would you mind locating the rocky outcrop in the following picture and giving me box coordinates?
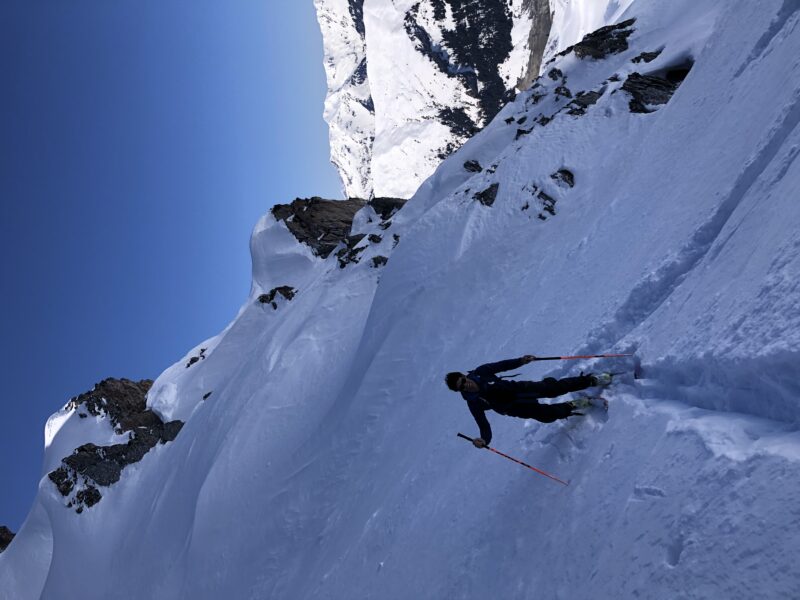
[273,197,366,259]
[258,286,297,310]
[49,379,184,513]
[474,183,500,207]
[622,66,691,113]
[558,18,636,60]
[0,526,14,552]
[272,197,406,259]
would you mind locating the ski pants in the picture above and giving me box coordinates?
[505,375,594,423]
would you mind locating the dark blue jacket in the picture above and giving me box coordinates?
[460,357,539,444]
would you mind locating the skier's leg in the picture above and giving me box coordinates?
[515,401,575,423]
[517,375,594,399]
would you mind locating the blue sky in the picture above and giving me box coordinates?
[0,1,341,530]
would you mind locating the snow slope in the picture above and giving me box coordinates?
[4,0,800,598]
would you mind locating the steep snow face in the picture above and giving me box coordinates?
[315,0,554,198]
[5,0,800,598]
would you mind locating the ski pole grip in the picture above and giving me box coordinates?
[457,432,473,442]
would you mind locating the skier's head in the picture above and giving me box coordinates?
[445,372,479,393]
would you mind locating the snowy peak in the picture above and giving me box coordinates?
[315,0,554,198]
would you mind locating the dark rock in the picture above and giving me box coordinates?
[50,378,185,513]
[336,233,368,268]
[633,49,663,63]
[555,86,572,98]
[474,183,499,207]
[48,467,75,496]
[392,234,400,248]
[0,526,14,552]
[378,220,392,231]
[537,190,557,217]
[548,68,563,80]
[258,286,297,310]
[404,0,518,133]
[535,115,551,126]
[272,197,366,259]
[551,169,575,188]
[185,348,207,369]
[607,73,621,82]
[521,202,530,211]
[515,128,533,140]
[559,18,636,60]
[273,197,406,259]
[76,486,102,508]
[566,90,603,115]
[368,234,382,244]
[504,116,515,124]
[464,160,483,173]
[516,116,527,125]
[202,391,213,400]
[622,72,681,113]
[66,378,154,432]
[367,197,406,221]
[371,256,388,268]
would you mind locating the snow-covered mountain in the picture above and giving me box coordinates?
[315,0,554,199]
[4,0,800,598]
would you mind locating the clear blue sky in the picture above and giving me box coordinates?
[0,1,341,531]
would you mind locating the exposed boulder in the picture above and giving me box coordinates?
[371,256,388,268]
[559,18,636,60]
[464,160,483,173]
[49,378,184,513]
[185,347,206,368]
[622,71,684,113]
[258,286,297,310]
[566,90,603,115]
[633,49,663,63]
[474,183,500,207]
[551,169,575,188]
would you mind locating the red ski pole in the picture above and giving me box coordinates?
[532,353,633,361]
[457,433,569,486]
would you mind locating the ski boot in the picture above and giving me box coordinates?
[591,372,613,387]
[568,397,593,415]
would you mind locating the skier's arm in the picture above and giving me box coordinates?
[473,356,531,376]
[468,400,492,445]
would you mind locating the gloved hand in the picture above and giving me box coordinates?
[472,437,488,448]
[521,355,538,364]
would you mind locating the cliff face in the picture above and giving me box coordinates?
[315,0,554,199]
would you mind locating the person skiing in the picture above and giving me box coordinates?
[445,355,612,447]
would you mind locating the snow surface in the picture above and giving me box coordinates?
[4,0,800,598]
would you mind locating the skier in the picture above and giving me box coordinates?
[445,355,612,447]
